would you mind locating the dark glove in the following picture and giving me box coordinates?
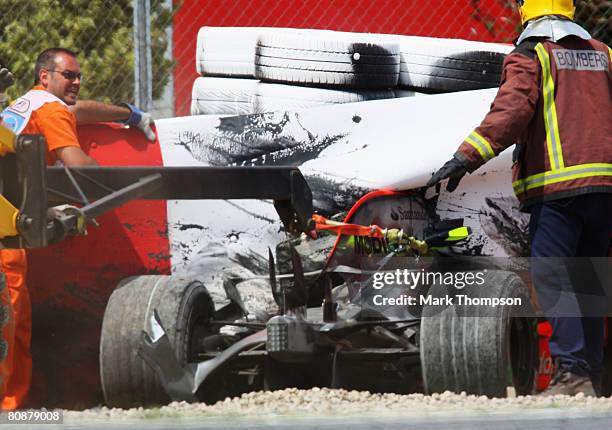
[426,156,468,192]
[0,67,15,103]
[118,102,156,141]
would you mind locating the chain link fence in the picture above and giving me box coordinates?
[0,0,175,117]
[0,0,609,119]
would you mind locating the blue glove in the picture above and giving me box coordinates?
[119,102,156,141]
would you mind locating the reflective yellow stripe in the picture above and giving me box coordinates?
[513,163,612,195]
[535,43,564,171]
[465,131,495,161]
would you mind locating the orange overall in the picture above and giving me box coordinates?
[0,250,29,410]
[1,86,80,410]
[0,267,16,401]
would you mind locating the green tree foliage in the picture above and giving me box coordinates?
[0,0,174,103]
[575,0,611,45]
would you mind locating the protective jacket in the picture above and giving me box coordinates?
[455,35,612,209]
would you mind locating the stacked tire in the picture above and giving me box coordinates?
[191,77,258,116]
[190,27,511,116]
[366,33,511,93]
[254,34,400,89]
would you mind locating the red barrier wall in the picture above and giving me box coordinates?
[27,124,170,409]
[173,0,520,116]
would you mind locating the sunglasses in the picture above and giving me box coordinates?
[46,69,82,81]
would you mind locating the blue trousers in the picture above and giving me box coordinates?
[529,193,612,386]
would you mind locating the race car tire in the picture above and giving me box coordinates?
[100,275,215,408]
[420,270,538,398]
[191,77,259,115]
[255,34,400,89]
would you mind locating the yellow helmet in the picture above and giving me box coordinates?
[517,0,576,25]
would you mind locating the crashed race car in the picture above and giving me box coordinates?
[99,184,539,407]
[94,83,611,407]
[94,90,553,407]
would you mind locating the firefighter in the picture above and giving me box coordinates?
[427,0,611,396]
[0,47,155,409]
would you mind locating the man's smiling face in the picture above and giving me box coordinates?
[40,53,81,105]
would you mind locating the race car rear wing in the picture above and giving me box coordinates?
[0,133,314,248]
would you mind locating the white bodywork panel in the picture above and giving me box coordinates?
[155,88,529,274]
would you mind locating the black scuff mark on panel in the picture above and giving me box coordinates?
[224,201,277,224]
[440,201,482,216]
[229,250,269,276]
[479,196,529,257]
[123,223,135,231]
[460,237,487,256]
[170,111,383,216]
[231,133,345,167]
[173,130,201,156]
[305,174,370,216]
[174,111,347,167]
[352,115,362,123]
[176,223,207,231]
[217,111,292,138]
[292,111,316,142]
[177,241,196,262]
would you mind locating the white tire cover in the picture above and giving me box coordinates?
[196,27,512,91]
[196,27,334,77]
[254,33,400,89]
[253,83,411,113]
[361,33,512,91]
[190,77,258,115]
[191,77,416,115]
